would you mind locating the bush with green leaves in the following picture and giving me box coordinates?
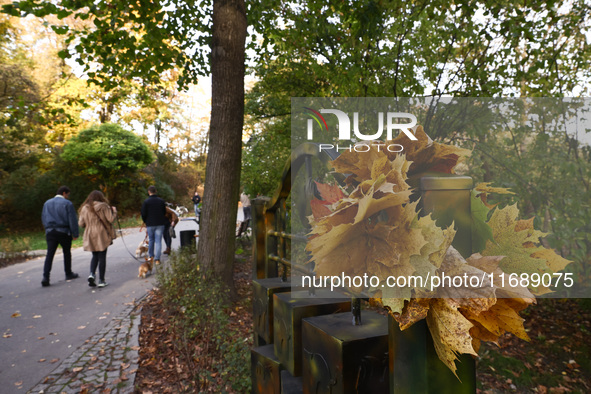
[157,246,250,392]
[61,123,154,197]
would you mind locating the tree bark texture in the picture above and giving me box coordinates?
[197,0,246,295]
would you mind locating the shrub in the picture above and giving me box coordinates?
[157,246,250,392]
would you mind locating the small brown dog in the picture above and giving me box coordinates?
[138,257,153,278]
[135,236,149,259]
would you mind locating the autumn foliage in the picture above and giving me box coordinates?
[305,126,571,376]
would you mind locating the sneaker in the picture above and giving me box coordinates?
[41,278,50,287]
[154,260,161,265]
[97,281,108,288]
[66,272,80,280]
[88,275,96,287]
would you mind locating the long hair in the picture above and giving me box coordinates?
[80,190,109,214]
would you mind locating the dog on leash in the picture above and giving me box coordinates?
[135,235,149,259]
[138,257,153,278]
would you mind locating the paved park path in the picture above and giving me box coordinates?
[0,218,200,393]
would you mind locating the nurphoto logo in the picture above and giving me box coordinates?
[304,107,418,141]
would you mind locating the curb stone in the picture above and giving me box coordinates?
[27,295,146,394]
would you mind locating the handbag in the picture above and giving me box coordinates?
[169,226,176,239]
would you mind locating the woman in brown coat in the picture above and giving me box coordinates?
[78,190,117,288]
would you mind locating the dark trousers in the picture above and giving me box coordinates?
[243,206,251,221]
[43,230,73,279]
[163,223,171,249]
[90,249,108,282]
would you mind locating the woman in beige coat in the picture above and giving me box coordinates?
[78,190,117,288]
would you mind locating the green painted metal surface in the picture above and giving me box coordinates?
[273,291,351,377]
[253,278,297,347]
[302,311,389,393]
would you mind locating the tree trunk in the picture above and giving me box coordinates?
[197,0,246,298]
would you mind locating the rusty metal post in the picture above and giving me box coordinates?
[389,175,476,394]
[252,197,274,279]
[251,344,281,394]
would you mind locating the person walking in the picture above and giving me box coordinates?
[162,205,179,255]
[41,186,80,287]
[78,190,117,288]
[141,186,168,265]
[191,191,201,219]
[240,192,251,221]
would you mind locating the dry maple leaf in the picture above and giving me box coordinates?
[387,246,536,375]
[474,182,515,209]
[426,298,478,378]
[386,125,471,176]
[309,193,420,293]
[330,141,391,186]
[308,177,412,260]
[474,182,515,195]
[306,126,566,378]
[380,214,457,314]
[482,204,571,295]
[331,141,413,189]
[463,253,536,351]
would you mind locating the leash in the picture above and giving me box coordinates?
[115,216,143,262]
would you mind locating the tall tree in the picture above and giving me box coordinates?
[3,0,248,294]
[198,0,246,292]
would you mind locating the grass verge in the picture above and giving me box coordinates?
[0,214,143,263]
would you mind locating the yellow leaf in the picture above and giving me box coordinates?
[474,182,515,195]
[482,205,551,292]
[530,248,571,273]
[408,215,456,292]
[465,299,531,342]
[393,297,430,330]
[381,297,407,317]
[463,253,535,344]
[387,125,471,176]
[426,298,477,378]
[308,175,416,289]
[331,142,390,185]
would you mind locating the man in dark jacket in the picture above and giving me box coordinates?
[141,186,168,265]
[41,185,80,287]
[191,191,201,218]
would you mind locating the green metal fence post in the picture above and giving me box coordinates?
[389,175,476,394]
